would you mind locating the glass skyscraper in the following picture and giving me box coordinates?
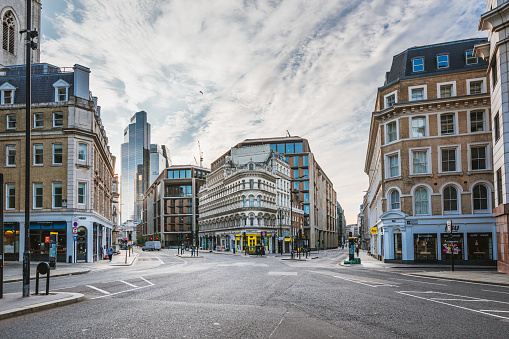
[121,111,151,223]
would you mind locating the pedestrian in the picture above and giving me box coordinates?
[191,246,195,257]
[107,245,114,262]
[196,246,199,256]
[355,246,360,257]
[233,246,236,254]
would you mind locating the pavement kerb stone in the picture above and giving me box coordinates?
[3,269,91,284]
[406,272,509,287]
[0,292,85,321]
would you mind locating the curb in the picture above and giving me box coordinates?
[3,269,91,284]
[0,292,85,320]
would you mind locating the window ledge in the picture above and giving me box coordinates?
[467,170,491,175]
[437,171,463,177]
[384,176,402,182]
[409,173,433,178]
[76,163,90,169]
[51,164,63,166]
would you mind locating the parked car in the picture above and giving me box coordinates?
[142,241,161,251]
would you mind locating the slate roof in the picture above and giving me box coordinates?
[0,63,74,105]
[383,38,489,88]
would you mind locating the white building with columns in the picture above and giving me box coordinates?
[198,145,292,253]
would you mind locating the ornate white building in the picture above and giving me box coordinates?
[198,145,292,253]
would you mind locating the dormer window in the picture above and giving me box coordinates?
[53,79,70,102]
[466,51,478,65]
[0,82,16,105]
[437,55,449,69]
[412,58,424,72]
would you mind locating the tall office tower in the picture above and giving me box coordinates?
[1,0,41,68]
[121,111,151,223]
[150,144,171,184]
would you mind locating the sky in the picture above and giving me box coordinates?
[39,0,486,224]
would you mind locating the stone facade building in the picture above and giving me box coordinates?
[365,38,497,265]
[475,0,509,273]
[1,63,116,262]
[199,145,292,253]
[213,137,337,250]
[1,0,41,68]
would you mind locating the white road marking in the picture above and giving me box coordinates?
[140,277,155,286]
[154,257,165,264]
[397,291,509,320]
[479,310,509,313]
[332,275,398,287]
[119,280,138,288]
[391,278,447,286]
[483,289,509,295]
[86,285,111,295]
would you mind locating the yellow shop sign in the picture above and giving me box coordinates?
[370,227,378,234]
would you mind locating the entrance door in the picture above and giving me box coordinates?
[77,227,87,261]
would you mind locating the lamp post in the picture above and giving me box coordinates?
[21,1,38,298]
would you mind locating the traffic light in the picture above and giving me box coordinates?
[156,237,159,240]
[150,237,153,240]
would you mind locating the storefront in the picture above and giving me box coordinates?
[3,222,19,261]
[29,221,67,262]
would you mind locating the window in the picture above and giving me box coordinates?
[437,55,449,68]
[414,187,429,215]
[387,153,399,178]
[440,114,455,135]
[302,156,308,166]
[441,148,456,172]
[248,163,254,170]
[440,84,453,98]
[497,168,503,206]
[53,143,63,164]
[53,80,70,102]
[52,182,63,208]
[473,184,488,211]
[286,143,295,153]
[302,168,309,178]
[412,150,428,174]
[494,113,500,141]
[471,146,487,170]
[243,196,246,207]
[491,54,498,88]
[2,11,15,54]
[470,111,484,132]
[78,143,87,161]
[33,144,43,165]
[386,94,395,108]
[249,179,254,189]
[294,142,303,153]
[53,112,63,127]
[6,145,15,166]
[6,183,15,209]
[411,88,424,101]
[390,190,400,210]
[257,196,261,207]
[34,113,43,128]
[78,182,87,205]
[6,114,16,129]
[443,186,458,212]
[33,183,43,209]
[413,58,424,72]
[0,87,15,104]
[469,81,483,94]
[466,51,478,65]
[411,117,426,137]
[386,121,397,143]
[292,156,299,167]
[303,180,309,190]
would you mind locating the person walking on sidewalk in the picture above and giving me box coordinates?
[107,246,114,262]
[355,245,360,257]
[191,246,195,257]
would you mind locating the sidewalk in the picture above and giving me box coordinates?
[342,250,509,286]
[0,249,137,320]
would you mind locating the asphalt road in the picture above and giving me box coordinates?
[1,248,509,338]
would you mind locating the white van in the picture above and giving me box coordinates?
[142,241,162,251]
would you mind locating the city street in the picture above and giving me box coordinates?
[1,248,509,338]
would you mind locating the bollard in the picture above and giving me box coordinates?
[35,262,50,295]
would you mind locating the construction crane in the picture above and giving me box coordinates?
[198,141,203,167]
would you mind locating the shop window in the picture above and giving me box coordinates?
[394,233,402,260]
[414,234,437,262]
[441,233,463,261]
[467,233,492,260]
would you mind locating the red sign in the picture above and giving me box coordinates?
[45,236,50,243]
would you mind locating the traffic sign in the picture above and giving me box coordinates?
[446,220,452,233]
[72,227,78,234]
[73,236,77,241]
[73,222,78,227]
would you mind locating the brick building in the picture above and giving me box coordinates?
[364,38,496,265]
[0,63,116,262]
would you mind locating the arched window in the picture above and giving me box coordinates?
[443,186,458,212]
[414,187,429,215]
[3,11,15,54]
[249,163,254,170]
[390,190,400,210]
[257,196,261,207]
[250,215,254,226]
[242,196,246,207]
[473,184,488,211]
[249,196,254,207]
[249,179,254,189]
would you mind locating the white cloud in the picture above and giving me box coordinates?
[41,0,485,223]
